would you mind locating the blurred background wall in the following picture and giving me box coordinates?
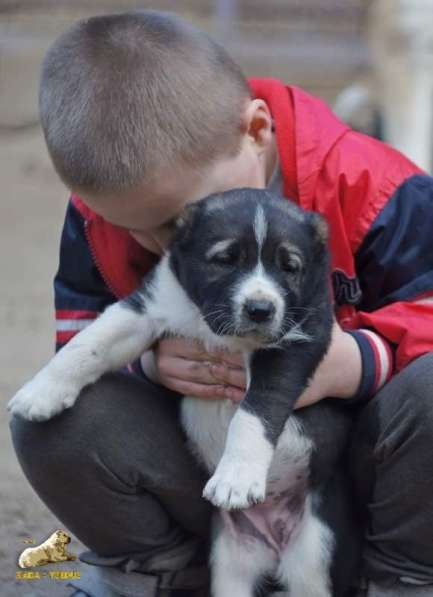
[0,0,370,126]
[2,0,433,169]
[367,0,433,172]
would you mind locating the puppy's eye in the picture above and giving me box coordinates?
[210,248,239,266]
[278,248,303,274]
[206,241,239,266]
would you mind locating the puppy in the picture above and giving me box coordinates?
[18,530,75,568]
[9,188,342,596]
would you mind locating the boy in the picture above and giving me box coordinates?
[9,9,433,597]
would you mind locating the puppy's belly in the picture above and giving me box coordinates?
[222,482,307,557]
[181,398,313,554]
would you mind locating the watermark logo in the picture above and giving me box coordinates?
[16,570,81,580]
[16,529,78,575]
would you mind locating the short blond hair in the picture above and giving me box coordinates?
[39,10,251,194]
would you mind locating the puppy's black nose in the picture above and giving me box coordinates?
[244,299,276,323]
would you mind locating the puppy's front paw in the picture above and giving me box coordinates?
[203,461,267,510]
[7,370,79,421]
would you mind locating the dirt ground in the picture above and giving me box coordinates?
[0,128,90,596]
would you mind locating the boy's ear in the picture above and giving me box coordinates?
[306,211,329,247]
[242,98,273,151]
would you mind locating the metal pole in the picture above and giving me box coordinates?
[213,0,239,42]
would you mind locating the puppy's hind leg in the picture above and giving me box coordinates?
[277,495,334,597]
[210,519,275,597]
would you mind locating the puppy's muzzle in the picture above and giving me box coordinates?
[243,299,276,323]
[237,295,281,341]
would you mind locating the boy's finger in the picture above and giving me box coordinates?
[219,352,244,368]
[209,363,246,389]
[215,385,245,403]
[158,355,219,385]
[158,337,217,362]
[158,337,243,366]
[162,377,228,401]
[293,386,319,410]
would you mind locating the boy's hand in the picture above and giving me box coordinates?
[294,319,362,408]
[143,337,246,402]
[143,320,362,406]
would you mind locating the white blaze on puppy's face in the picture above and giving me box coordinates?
[254,203,267,254]
[233,205,285,337]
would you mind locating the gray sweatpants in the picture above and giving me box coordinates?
[9,353,433,595]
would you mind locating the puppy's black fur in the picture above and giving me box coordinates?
[168,188,333,445]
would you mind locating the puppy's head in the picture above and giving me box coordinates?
[170,188,329,345]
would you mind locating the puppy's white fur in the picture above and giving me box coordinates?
[233,261,285,335]
[254,204,268,252]
[202,408,273,508]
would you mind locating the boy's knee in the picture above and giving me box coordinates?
[401,351,433,393]
[8,373,138,488]
[9,371,204,496]
[353,353,433,453]
[355,352,433,460]
[386,352,433,430]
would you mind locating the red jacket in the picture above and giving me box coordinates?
[56,78,432,401]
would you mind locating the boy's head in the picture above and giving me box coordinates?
[40,10,275,254]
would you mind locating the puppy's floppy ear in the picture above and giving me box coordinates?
[306,211,329,247]
[173,203,201,249]
[175,202,199,230]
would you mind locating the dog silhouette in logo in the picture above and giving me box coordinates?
[18,530,76,568]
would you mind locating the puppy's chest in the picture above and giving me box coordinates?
[180,397,235,471]
[180,398,312,493]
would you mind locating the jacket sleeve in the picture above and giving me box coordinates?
[54,199,116,351]
[347,174,433,399]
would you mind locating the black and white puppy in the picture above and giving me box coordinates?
[9,188,341,596]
